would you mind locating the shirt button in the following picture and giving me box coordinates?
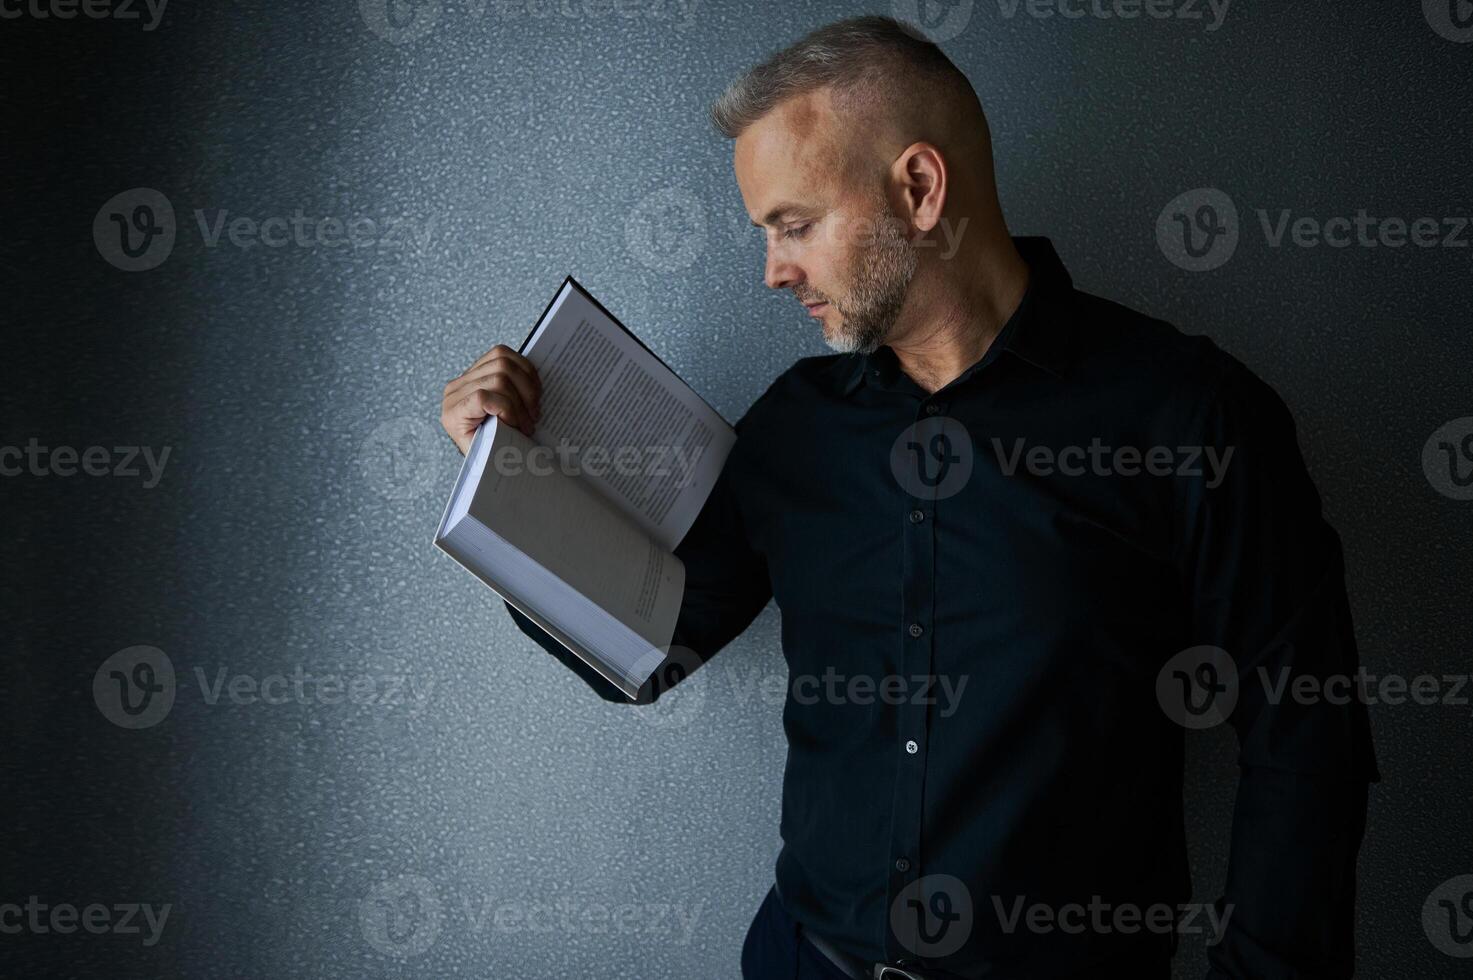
[924,403,940,415]
[905,740,919,755]
[908,623,924,638]
[908,509,924,524]
[895,858,911,872]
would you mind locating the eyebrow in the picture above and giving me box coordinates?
[751,203,816,228]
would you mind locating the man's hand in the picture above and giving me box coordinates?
[439,343,542,455]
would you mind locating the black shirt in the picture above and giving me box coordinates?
[506,236,1379,978]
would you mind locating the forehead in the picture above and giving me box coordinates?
[733,89,847,219]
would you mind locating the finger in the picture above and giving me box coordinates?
[444,360,541,422]
[446,382,533,440]
[463,344,540,389]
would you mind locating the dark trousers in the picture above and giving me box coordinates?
[740,885,1174,980]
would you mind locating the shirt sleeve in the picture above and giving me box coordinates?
[1171,355,1380,979]
[504,415,773,704]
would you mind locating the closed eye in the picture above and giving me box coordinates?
[783,222,814,241]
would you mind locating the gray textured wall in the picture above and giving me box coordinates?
[5,2,1471,977]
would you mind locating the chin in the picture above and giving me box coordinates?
[822,322,861,355]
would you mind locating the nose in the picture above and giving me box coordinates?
[764,244,801,291]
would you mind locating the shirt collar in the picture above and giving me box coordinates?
[841,235,1074,396]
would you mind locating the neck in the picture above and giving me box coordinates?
[886,232,1030,394]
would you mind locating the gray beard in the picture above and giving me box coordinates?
[823,208,918,355]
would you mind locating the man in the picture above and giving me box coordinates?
[439,16,1378,980]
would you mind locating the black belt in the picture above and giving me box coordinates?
[798,919,956,980]
[791,906,957,980]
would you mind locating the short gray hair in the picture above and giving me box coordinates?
[709,16,976,141]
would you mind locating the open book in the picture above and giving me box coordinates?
[434,278,735,700]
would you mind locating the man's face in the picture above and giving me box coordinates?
[733,92,917,354]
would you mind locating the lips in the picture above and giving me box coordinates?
[804,301,829,317]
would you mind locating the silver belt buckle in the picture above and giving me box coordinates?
[874,966,925,980]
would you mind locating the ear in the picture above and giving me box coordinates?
[891,142,947,236]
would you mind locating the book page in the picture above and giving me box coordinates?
[520,282,735,551]
[467,419,684,650]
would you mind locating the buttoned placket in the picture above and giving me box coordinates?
[883,387,944,967]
